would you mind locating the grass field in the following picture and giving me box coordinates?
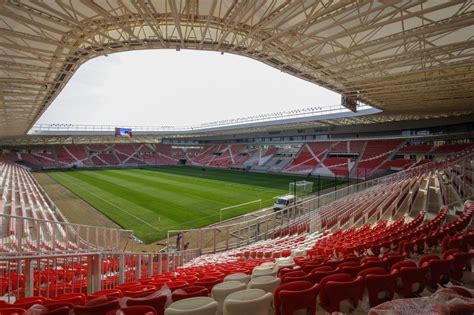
[47,166,344,243]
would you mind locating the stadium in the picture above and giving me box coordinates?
[0,1,473,314]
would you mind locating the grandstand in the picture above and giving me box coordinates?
[0,1,474,314]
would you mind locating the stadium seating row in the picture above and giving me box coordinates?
[1,140,471,178]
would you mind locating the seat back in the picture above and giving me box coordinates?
[74,299,120,315]
[106,305,157,315]
[126,294,167,315]
[364,270,398,307]
[165,297,218,315]
[398,266,428,297]
[211,281,246,314]
[0,307,27,315]
[277,283,319,315]
[223,289,272,315]
[323,275,364,313]
[172,286,208,302]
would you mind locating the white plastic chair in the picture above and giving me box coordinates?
[251,266,276,278]
[224,273,251,285]
[223,288,273,315]
[247,275,281,294]
[212,280,246,315]
[165,296,218,315]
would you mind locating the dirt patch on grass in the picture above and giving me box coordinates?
[33,172,162,252]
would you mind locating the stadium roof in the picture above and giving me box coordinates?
[1,0,473,138]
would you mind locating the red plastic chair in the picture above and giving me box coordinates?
[126,294,167,315]
[309,268,340,284]
[74,298,120,315]
[362,269,398,307]
[337,263,366,278]
[425,258,452,289]
[449,251,473,281]
[419,254,440,267]
[362,259,388,270]
[39,306,72,315]
[280,271,306,284]
[382,254,406,270]
[165,281,188,292]
[13,297,46,309]
[106,305,157,315]
[357,267,386,278]
[91,289,124,299]
[175,275,197,285]
[172,286,209,301]
[116,282,141,292]
[0,308,27,315]
[41,302,74,310]
[274,281,318,315]
[54,293,86,305]
[396,265,429,297]
[319,273,364,313]
[194,277,220,292]
[390,260,417,272]
[124,285,157,298]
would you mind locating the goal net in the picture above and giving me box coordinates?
[289,180,313,197]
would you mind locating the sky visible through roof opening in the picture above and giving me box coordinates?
[36,49,341,127]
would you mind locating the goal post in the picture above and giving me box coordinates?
[289,180,314,198]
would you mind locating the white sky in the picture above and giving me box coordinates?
[36,49,341,127]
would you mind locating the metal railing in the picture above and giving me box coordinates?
[0,248,201,301]
[0,214,132,255]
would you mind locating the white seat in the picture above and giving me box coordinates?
[223,288,273,315]
[247,276,281,294]
[212,280,246,315]
[224,273,251,284]
[165,296,218,315]
[251,266,276,278]
[275,257,293,267]
[259,262,275,268]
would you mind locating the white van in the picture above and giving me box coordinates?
[273,194,296,211]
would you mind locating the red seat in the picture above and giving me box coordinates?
[319,273,364,313]
[361,269,398,307]
[390,260,417,272]
[194,277,220,292]
[74,298,120,315]
[363,259,388,270]
[382,254,406,270]
[281,271,306,284]
[308,268,340,284]
[174,275,197,285]
[357,267,386,278]
[13,297,46,309]
[274,281,319,315]
[0,308,27,315]
[172,286,209,301]
[54,293,86,305]
[124,285,157,298]
[91,289,123,298]
[337,264,366,278]
[165,281,188,292]
[425,259,452,289]
[39,307,71,315]
[126,293,167,315]
[396,265,428,297]
[116,282,141,292]
[448,251,473,281]
[106,305,157,315]
[419,254,440,267]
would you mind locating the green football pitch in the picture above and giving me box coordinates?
[47,166,344,243]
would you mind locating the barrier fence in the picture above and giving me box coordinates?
[0,248,201,302]
[0,214,131,254]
